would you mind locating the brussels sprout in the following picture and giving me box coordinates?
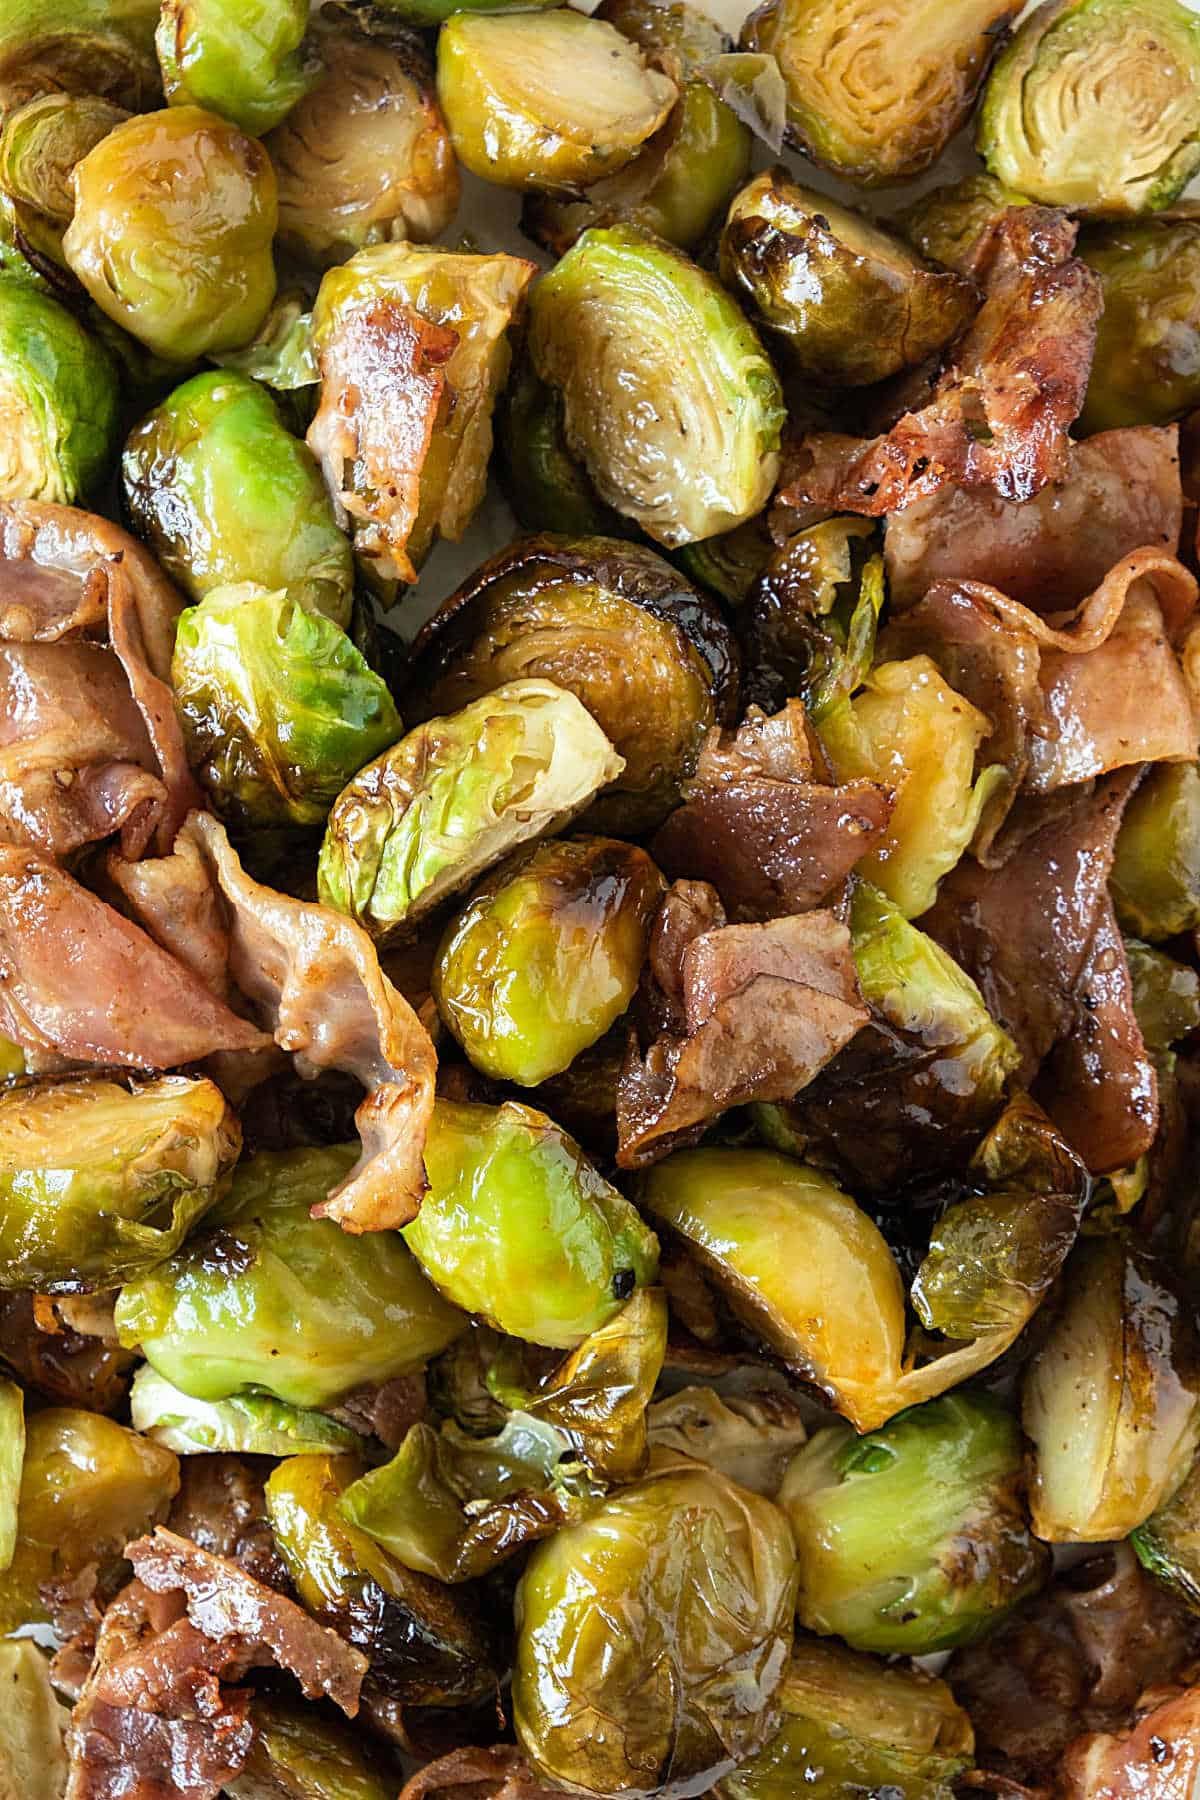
[1131,1452,1200,1607]
[1110,761,1200,941]
[114,1145,467,1410]
[495,357,625,539]
[1023,1235,1200,1542]
[265,1452,495,1704]
[232,1697,394,1800]
[266,7,458,266]
[433,837,664,1086]
[213,292,317,394]
[780,1394,1048,1656]
[720,1640,975,1800]
[437,11,677,193]
[0,1407,178,1633]
[595,0,730,65]
[129,1365,360,1457]
[172,585,402,829]
[317,680,624,940]
[899,171,1033,275]
[403,1100,659,1349]
[819,656,1007,919]
[0,0,160,115]
[513,1461,797,1798]
[156,0,315,136]
[528,226,784,546]
[0,94,127,236]
[406,536,738,834]
[744,0,1018,185]
[0,1075,239,1295]
[673,515,776,609]
[1126,939,1200,1053]
[1076,220,1200,434]
[720,170,976,386]
[0,277,118,503]
[0,1642,69,1797]
[63,105,277,360]
[746,523,884,724]
[645,1387,808,1499]
[0,1377,20,1572]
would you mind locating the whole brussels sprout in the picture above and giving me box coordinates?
[0,277,119,503]
[317,679,624,941]
[0,93,127,238]
[114,1145,467,1409]
[0,0,160,115]
[156,0,316,136]
[433,837,665,1086]
[437,10,677,192]
[1131,1451,1200,1608]
[129,1365,360,1457]
[63,105,277,360]
[977,0,1200,214]
[528,226,785,546]
[1077,219,1200,432]
[780,1394,1048,1655]
[0,1377,20,1572]
[513,1461,798,1798]
[172,585,402,829]
[0,1074,239,1294]
[495,358,626,539]
[403,1100,660,1348]
[1110,761,1200,941]
[719,170,976,386]
[899,171,1033,275]
[234,1697,394,1800]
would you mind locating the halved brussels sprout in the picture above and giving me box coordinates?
[719,170,976,386]
[529,226,784,546]
[0,1075,239,1294]
[721,1640,975,1800]
[0,1377,21,1572]
[0,276,118,503]
[0,93,126,235]
[645,1387,808,1499]
[0,0,160,114]
[1110,761,1200,941]
[781,1393,1047,1656]
[1023,1235,1200,1541]
[819,656,1006,919]
[265,1452,496,1704]
[129,1365,360,1457]
[0,1407,178,1633]
[514,1460,797,1798]
[495,358,625,539]
[437,11,677,192]
[403,1100,659,1349]
[898,171,1033,275]
[1126,939,1200,1053]
[172,585,402,829]
[1077,221,1200,432]
[978,0,1200,214]
[232,1697,394,1800]
[63,105,277,360]
[123,371,353,625]
[114,1145,467,1410]
[1131,1451,1200,1607]
[744,0,1018,184]
[0,1641,69,1796]
[156,0,315,136]
[406,536,738,835]
[433,837,665,1086]
[265,7,458,266]
[317,680,624,941]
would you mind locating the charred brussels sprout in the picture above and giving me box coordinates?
[780,1394,1048,1655]
[0,0,160,114]
[123,371,353,621]
[513,1461,797,1798]
[403,1100,659,1348]
[1110,761,1200,941]
[407,536,737,834]
[317,680,624,940]
[433,838,665,1086]
[0,94,127,237]
[899,172,1032,275]
[528,226,784,546]
[436,11,677,192]
[235,1698,393,1800]
[0,1377,20,1571]
[63,106,277,360]
[720,170,976,386]
[0,277,118,503]
[129,1365,360,1457]
[114,1145,467,1409]
[1132,1453,1200,1607]
[1078,220,1200,432]
[978,0,1200,214]
[156,0,315,136]
[745,0,1018,185]
[0,1075,239,1294]
[741,514,880,717]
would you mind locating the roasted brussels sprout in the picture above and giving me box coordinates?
[129,1365,360,1457]
[156,0,315,136]
[0,277,118,503]
[745,0,1018,185]
[1077,219,1200,432]
[433,837,665,1086]
[123,370,353,622]
[1110,761,1200,941]
[0,1376,20,1572]
[406,536,737,834]
[0,0,160,114]
[781,1393,1047,1655]
[1023,1235,1200,1541]
[513,1460,797,1798]
[899,171,1033,275]
[1131,1451,1200,1607]
[403,1100,659,1348]
[0,93,126,236]
[265,7,458,266]
[721,1640,975,1800]
[114,1145,467,1409]
[645,1387,808,1499]
[528,227,784,546]
[0,1407,178,1633]
[234,1698,394,1800]
[213,291,317,393]
[437,10,677,192]
[63,105,277,360]
[317,680,624,940]
[741,514,880,718]
[494,358,625,539]
[719,170,976,386]
[594,0,730,64]
[0,1641,68,1794]
[978,0,1200,214]
[172,585,402,829]
[674,515,776,609]
[1126,939,1200,1053]
[0,1075,239,1294]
